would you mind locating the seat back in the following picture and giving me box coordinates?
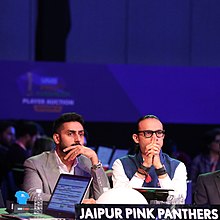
[0,189,5,208]
[185,180,192,204]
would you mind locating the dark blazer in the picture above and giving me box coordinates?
[194,170,220,204]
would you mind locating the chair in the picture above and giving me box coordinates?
[185,180,192,204]
[0,189,5,208]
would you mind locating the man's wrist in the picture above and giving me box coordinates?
[91,155,99,165]
[140,164,151,172]
[154,163,163,169]
[155,165,167,176]
[137,164,151,176]
[137,167,147,176]
[91,161,102,170]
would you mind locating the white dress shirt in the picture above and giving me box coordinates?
[112,158,188,201]
[55,150,78,175]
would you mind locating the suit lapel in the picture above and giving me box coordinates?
[43,151,60,194]
[75,155,91,176]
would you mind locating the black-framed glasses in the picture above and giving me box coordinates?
[137,130,165,138]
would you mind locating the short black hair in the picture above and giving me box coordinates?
[136,114,160,132]
[200,128,220,154]
[16,121,39,138]
[203,128,220,144]
[131,114,161,155]
[52,112,84,134]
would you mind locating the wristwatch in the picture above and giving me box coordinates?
[155,165,167,176]
[91,161,102,170]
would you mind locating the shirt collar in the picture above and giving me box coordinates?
[54,150,78,174]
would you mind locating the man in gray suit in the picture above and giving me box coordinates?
[22,112,110,203]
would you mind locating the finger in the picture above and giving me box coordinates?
[64,152,73,161]
[63,145,76,153]
[64,149,78,161]
[146,142,153,152]
[151,135,157,143]
[153,145,160,151]
[146,150,154,157]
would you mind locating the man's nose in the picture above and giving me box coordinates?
[74,133,81,142]
[152,134,158,141]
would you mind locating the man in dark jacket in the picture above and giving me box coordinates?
[194,170,220,204]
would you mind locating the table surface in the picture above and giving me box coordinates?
[0,208,56,219]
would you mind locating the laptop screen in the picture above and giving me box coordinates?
[46,174,92,218]
[96,145,114,166]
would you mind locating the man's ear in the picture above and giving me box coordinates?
[53,133,60,144]
[132,134,139,144]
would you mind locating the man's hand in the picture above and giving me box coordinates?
[142,137,162,168]
[152,154,162,169]
[63,145,99,165]
[82,198,96,204]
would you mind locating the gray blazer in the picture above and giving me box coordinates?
[22,150,110,201]
[194,170,220,205]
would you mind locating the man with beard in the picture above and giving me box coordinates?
[22,112,110,203]
[194,137,220,205]
[112,114,187,204]
[190,128,220,194]
[194,170,220,204]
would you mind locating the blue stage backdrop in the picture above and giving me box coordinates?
[0,61,219,124]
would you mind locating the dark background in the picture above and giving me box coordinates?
[37,120,218,159]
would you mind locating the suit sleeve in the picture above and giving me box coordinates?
[90,166,110,199]
[22,158,51,201]
[194,175,208,205]
[78,155,110,199]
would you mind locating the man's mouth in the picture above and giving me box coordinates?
[71,143,81,146]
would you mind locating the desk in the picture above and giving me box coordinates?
[0,208,7,215]
[2,205,220,220]
[0,208,53,220]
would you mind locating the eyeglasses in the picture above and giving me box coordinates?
[137,130,165,138]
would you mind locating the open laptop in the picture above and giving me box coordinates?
[96,145,114,167]
[45,174,92,219]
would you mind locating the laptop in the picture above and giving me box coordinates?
[96,145,114,167]
[45,174,92,218]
